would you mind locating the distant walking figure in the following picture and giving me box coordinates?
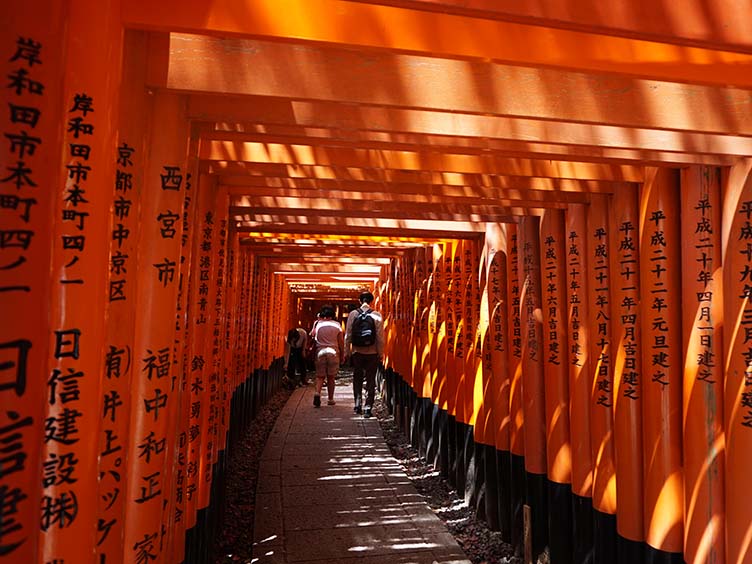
[310,305,344,407]
[345,292,384,418]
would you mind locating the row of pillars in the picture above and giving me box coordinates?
[373,164,752,564]
[2,5,291,563]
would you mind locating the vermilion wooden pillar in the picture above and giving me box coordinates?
[451,240,464,434]
[474,242,491,452]
[587,194,617,561]
[462,240,479,429]
[506,223,525,554]
[97,30,149,564]
[462,240,480,504]
[444,241,461,486]
[519,215,548,558]
[200,185,229,522]
[539,209,573,563]
[565,203,595,563]
[453,242,468,488]
[430,246,446,416]
[722,158,752,564]
[165,125,200,564]
[1,5,65,562]
[424,245,439,406]
[123,92,188,564]
[40,2,123,562]
[184,174,219,539]
[486,222,512,540]
[610,183,645,562]
[412,247,427,404]
[680,166,724,564]
[427,245,444,471]
[639,167,683,562]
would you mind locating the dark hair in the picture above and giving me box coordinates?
[287,328,298,344]
[359,291,374,304]
[319,305,335,318]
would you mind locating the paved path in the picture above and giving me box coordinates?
[252,380,472,564]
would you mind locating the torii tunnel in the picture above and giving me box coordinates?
[3,1,752,563]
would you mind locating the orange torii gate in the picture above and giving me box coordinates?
[3,1,752,564]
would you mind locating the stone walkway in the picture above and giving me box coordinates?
[252,380,471,564]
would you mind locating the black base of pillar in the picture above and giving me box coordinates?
[571,493,594,564]
[460,422,474,504]
[593,509,617,564]
[510,453,526,556]
[454,419,467,495]
[438,408,449,477]
[548,480,573,564]
[525,471,548,560]
[482,443,499,530]
[497,449,512,543]
[617,534,644,564]
[644,544,682,564]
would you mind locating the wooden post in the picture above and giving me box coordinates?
[539,209,572,562]
[507,223,526,554]
[486,223,512,539]
[97,29,149,564]
[587,194,617,561]
[184,174,218,536]
[721,158,752,564]
[41,2,123,562]
[639,168,684,560]
[680,165,724,564]
[519,215,547,557]
[610,183,645,560]
[565,203,595,562]
[122,91,188,563]
[0,5,65,562]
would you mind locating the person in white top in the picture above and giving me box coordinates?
[310,305,344,408]
[344,291,385,417]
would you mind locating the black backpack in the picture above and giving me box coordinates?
[351,310,376,347]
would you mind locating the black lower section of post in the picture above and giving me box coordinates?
[526,471,548,560]
[617,534,644,564]
[438,408,449,477]
[454,419,467,495]
[510,453,526,556]
[459,422,473,503]
[427,402,440,467]
[496,449,512,543]
[446,414,457,487]
[548,480,573,564]
[644,544,683,564]
[482,443,499,530]
[572,493,594,564]
[593,508,617,564]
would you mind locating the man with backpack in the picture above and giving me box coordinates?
[345,291,384,418]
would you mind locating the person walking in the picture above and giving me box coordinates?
[345,291,384,417]
[284,326,308,386]
[310,305,344,408]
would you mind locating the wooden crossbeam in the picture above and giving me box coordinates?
[201,140,644,181]
[161,35,752,136]
[358,0,752,52]
[125,2,752,87]
[204,124,744,165]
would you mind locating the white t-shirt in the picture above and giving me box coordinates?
[313,319,342,355]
